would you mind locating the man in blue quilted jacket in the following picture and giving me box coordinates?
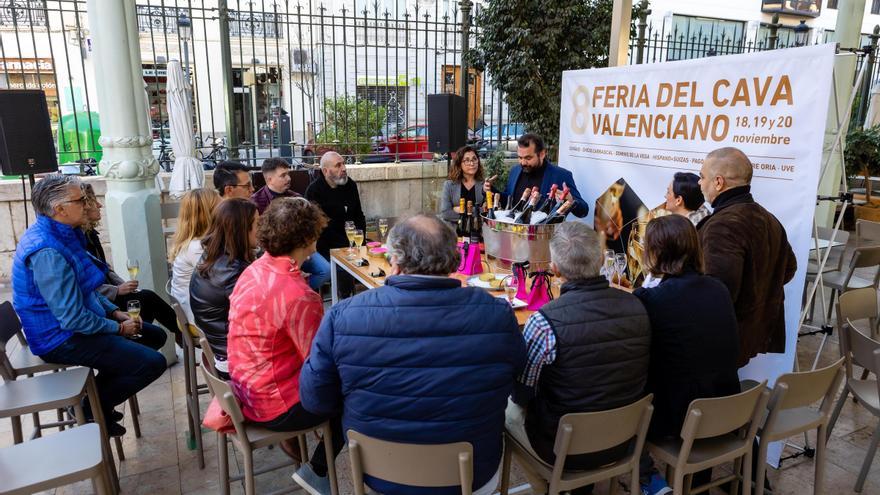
[299,214,527,495]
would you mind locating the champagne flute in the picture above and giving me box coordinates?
[344,221,356,259]
[502,275,517,307]
[126,259,140,293]
[603,252,615,283]
[126,300,142,338]
[353,229,364,255]
[614,253,628,286]
[378,218,389,243]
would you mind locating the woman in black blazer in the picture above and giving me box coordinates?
[634,214,741,494]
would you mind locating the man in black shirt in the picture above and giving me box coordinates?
[306,151,367,297]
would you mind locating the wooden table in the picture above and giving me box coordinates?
[329,247,545,326]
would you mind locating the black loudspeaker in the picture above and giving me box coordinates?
[427,93,467,154]
[0,90,58,176]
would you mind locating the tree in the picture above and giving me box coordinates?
[845,125,880,203]
[469,0,645,152]
[316,96,386,158]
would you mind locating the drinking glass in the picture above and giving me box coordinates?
[614,253,628,285]
[603,252,615,282]
[378,218,389,242]
[502,275,517,307]
[345,222,357,259]
[126,259,140,293]
[126,300,141,321]
[353,229,365,253]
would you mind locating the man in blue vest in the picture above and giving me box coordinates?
[484,133,589,218]
[11,175,166,437]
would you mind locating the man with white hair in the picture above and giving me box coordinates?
[507,221,650,494]
[697,147,796,368]
[306,151,366,296]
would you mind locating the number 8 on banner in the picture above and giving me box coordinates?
[570,86,590,134]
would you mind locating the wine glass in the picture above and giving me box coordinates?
[126,300,141,322]
[353,229,364,255]
[603,251,615,282]
[126,259,140,293]
[378,218,389,243]
[502,275,517,307]
[344,222,356,259]
[614,253,628,286]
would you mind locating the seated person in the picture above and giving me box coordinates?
[81,183,179,347]
[508,221,650,485]
[168,188,221,325]
[664,172,709,226]
[300,214,527,495]
[633,215,740,495]
[11,175,166,437]
[189,198,258,378]
[439,145,486,223]
[214,160,254,199]
[228,197,343,495]
[251,157,330,291]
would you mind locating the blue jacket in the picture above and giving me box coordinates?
[503,160,589,218]
[12,215,115,355]
[300,274,527,494]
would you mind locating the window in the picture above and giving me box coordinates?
[668,15,747,61]
[757,24,811,47]
[761,0,822,17]
[873,0,880,15]
[828,0,838,9]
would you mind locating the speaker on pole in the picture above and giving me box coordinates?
[0,90,58,176]
[427,93,467,154]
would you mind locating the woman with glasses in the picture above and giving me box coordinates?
[439,145,487,223]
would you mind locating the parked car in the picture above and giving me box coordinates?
[383,124,433,161]
[476,123,526,158]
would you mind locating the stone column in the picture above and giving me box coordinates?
[87,0,176,364]
[608,0,633,67]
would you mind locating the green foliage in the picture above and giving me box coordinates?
[845,125,880,201]
[316,96,386,157]
[483,148,512,193]
[469,0,646,151]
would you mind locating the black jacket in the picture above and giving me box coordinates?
[526,277,650,469]
[634,271,741,439]
[305,176,367,258]
[189,254,249,361]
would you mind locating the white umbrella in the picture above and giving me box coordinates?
[864,80,880,130]
[166,59,204,198]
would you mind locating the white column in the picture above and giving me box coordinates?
[87,0,176,364]
[609,0,633,67]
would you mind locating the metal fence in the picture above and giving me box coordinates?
[0,0,519,172]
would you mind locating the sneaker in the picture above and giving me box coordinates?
[106,421,127,438]
[292,463,332,495]
[66,406,123,423]
[641,474,672,495]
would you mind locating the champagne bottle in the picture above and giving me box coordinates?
[505,194,513,211]
[456,197,466,240]
[468,202,481,243]
[541,199,574,224]
[540,184,559,214]
[514,189,541,224]
[464,200,474,239]
[507,187,533,217]
[486,191,496,220]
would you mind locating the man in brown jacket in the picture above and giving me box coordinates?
[697,147,797,368]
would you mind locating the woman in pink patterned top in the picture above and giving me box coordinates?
[227,197,343,493]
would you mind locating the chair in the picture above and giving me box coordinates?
[808,227,850,275]
[754,357,845,495]
[499,394,654,495]
[857,219,880,248]
[0,423,111,495]
[648,381,769,495]
[197,332,219,379]
[837,287,880,340]
[807,246,880,322]
[0,301,140,457]
[348,429,476,495]
[160,201,181,240]
[199,360,339,495]
[827,320,880,492]
[171,298,208,469]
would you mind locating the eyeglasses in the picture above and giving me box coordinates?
[462,158,479,163]
[232,182,253,188]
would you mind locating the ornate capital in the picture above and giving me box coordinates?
[101,157,160,180]
[98,135,152,149]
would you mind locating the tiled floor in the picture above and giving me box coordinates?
[2,290,880,494]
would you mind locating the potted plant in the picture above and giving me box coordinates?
[483,148,512,201]
[846,125,880,221]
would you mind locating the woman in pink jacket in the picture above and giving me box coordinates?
[227,197,342,495]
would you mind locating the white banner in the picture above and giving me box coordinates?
[559,44,836,462]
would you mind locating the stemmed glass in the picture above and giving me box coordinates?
[353,229,365,255]
[126,259,140,293]
[614,253,628,286]
[378,218,389,243]
[501,275,517,307]
[344,221,356,259]
[602,250,615,282]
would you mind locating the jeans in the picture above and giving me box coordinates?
[302,253,330,291]
[41,322,167,418]
[257,403,344,478]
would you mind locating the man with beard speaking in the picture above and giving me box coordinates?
[484,133,589,218]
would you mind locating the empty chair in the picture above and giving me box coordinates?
[827,320,880,492]
[857,219,880,248]
[648,381,769,495]
[0,423,110,495]
[499,394,654,495]
[199,360,339,495]
[808,227,850,275]
[171,298,208,469]
[754,357,845,495]
[837,287,880,339]
[348,429,476,495]
[808,246,880,322]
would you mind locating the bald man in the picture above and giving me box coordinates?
[697,147,796,368]
[306,152,367,296]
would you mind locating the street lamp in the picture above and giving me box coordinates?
[177,13,193,82]
[794,20,809,47]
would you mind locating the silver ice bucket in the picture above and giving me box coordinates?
[481,215,557,269]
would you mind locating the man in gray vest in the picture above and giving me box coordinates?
[507,221,651,492]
